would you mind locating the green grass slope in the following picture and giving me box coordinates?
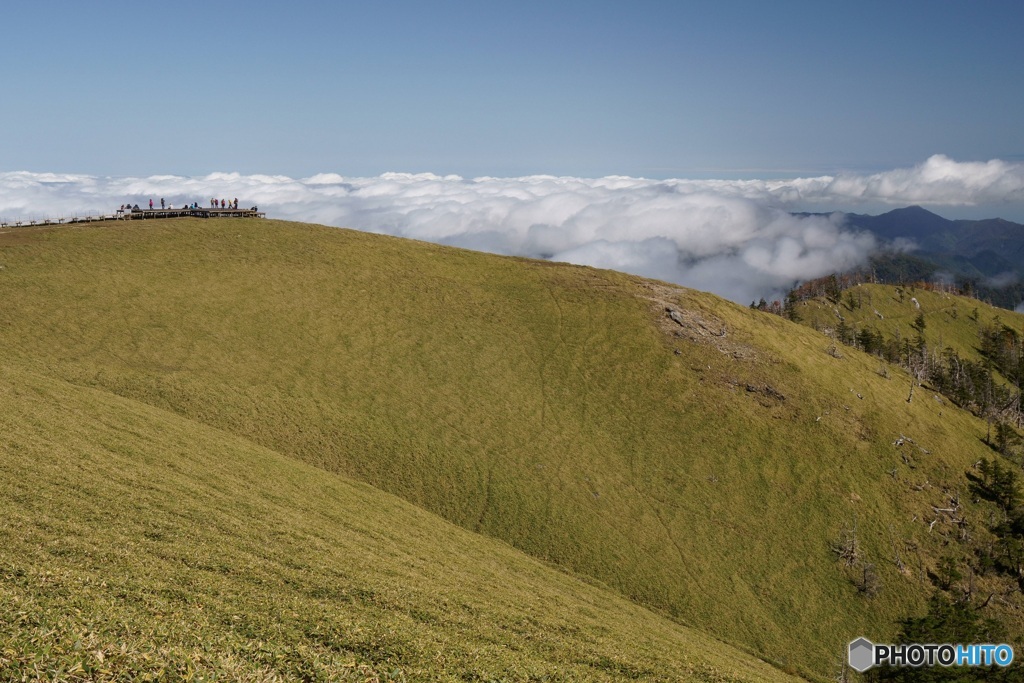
[0,363,795,682]
[796,282,1021,365]
[1,219,1019,679]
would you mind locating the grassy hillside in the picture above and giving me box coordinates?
[795,282,1019,365]
[0,363,794,681]
[1,219,1020,679]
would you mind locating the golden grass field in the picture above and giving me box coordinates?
[1,218,1020,680]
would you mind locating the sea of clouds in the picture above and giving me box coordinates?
[2,154,1023,304]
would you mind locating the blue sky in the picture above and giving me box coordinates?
[4,0,1023,179]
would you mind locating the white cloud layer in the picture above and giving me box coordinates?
[2,156,1023,304]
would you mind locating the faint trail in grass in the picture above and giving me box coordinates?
[475,466,494,533]
[546,282,602,434]
[629,483,692,579]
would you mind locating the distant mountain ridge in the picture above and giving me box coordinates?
[798,206,1024,307]
[843,206,1024,273]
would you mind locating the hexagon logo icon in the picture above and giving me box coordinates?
[849,637,875,672]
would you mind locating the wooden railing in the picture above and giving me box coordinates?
[0,208,265,228]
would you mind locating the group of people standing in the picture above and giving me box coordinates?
[118,198,242,212]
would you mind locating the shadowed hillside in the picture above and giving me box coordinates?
[0,364,796,681]
[1,218,1021,679]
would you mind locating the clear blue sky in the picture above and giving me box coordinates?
[4,0,1023,179]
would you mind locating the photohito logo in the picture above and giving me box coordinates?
[849,637,1014,672]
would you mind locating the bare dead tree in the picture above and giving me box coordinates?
[834,651,850,683]
[832,521,861,567]
[888,525,906,573]
[906,357,927,403]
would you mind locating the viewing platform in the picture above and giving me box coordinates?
[122,207,265,220]
[0,207,265,228]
